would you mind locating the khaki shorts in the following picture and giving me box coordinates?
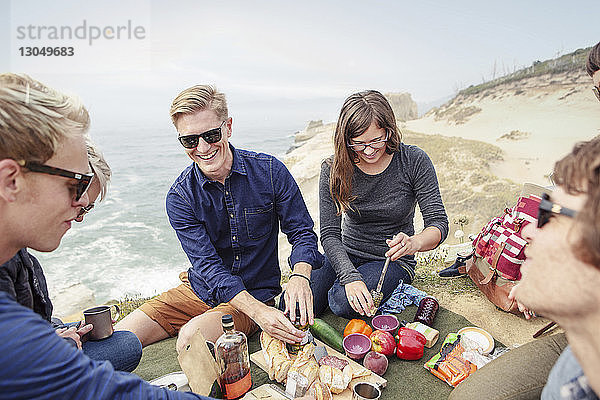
[140,272,261,337]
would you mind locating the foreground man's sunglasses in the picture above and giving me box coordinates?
[537,192,578,228]
[18,160,94,201]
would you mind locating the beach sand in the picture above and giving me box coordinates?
[406,70,600,186]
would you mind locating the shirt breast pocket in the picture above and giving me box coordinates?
[244,203,274,240]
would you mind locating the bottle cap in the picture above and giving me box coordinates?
[221,314,234,329]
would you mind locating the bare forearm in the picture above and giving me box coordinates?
[229,290,264,320]
[413,226,442,252]
[230,290,305,344]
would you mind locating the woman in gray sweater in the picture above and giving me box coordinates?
[311,90,448,319]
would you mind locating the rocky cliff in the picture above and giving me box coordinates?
[384,92,418,121]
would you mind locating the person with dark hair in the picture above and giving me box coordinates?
[587,41,600,101]
[450,48,600,399]
[311,90,448,318]
[512,136,600,399]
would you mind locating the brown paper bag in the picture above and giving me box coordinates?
[178,331,219,395]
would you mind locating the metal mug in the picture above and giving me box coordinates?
[352,382,381,400]
[83,304,120,340]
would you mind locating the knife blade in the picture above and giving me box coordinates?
[313,345,328,363]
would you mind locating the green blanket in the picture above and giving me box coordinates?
[133,305,492,399]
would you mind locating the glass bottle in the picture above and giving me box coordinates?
[413,296,439,327]
[215,315,252,399]
[286,305,309,355]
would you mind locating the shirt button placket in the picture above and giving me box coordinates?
[224,180,240,273]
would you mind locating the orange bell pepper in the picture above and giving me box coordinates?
[343,319,373,337]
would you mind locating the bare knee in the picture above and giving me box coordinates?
[115,309,169,348]
[176,312,225,353]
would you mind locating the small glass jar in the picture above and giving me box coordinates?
[413,296,439,327]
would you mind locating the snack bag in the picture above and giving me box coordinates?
[424,333,477,387]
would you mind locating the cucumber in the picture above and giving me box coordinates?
[309,318,344,353]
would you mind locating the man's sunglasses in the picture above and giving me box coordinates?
[18,160,94,201]
[76,203,95,220]
[178,121,225,149]
[537,192,578,228]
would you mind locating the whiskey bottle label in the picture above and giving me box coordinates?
[224,371,252,399]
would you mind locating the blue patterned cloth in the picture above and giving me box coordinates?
[380,280,429,313]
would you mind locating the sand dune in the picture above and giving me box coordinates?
[406,69,600,185]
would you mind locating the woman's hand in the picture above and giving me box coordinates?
[385,232,421,260]
[344,280,375,317]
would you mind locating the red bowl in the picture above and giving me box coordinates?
[343,333,372,360]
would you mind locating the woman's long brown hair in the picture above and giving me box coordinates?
[329,90,402,214]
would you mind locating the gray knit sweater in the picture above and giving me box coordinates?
[319,144,449,285]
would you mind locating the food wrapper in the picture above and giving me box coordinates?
[459,335,495,368]
[424,333,477,387]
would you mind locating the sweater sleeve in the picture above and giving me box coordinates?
[318,160,363,285]
[410,148,449,246]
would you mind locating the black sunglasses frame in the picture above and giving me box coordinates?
[178,121,225,149]
[537,192,578,228]
[18,160,94,201]
[76,203,95,219]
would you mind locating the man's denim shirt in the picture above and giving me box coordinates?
[166,145,322,307]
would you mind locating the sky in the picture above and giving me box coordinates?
[1,0,599,130]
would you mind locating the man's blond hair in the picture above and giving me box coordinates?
[169,85,228,128]
[0,73,90,163]
[86,138,112,202]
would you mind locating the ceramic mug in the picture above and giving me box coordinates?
[83,304,120,340]
[352,382,381,400]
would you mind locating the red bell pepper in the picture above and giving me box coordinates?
[396,327,427,360]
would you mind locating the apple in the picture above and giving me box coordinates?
[369,330,396,357]
[363,351,388,376]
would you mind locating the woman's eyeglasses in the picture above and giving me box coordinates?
[178,121,225,149]
[18,160,94,201]
[537,192,578,228]
[347,131,389,152]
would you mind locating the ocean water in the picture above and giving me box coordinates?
[36,126,293,304]
[34,96,342,304]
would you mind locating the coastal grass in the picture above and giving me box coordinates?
[457,46,590,97]
[414,258,478,297]
[115,294,154,321]
[402,129,520,239]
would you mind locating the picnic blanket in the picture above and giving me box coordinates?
[133,305,496,399]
